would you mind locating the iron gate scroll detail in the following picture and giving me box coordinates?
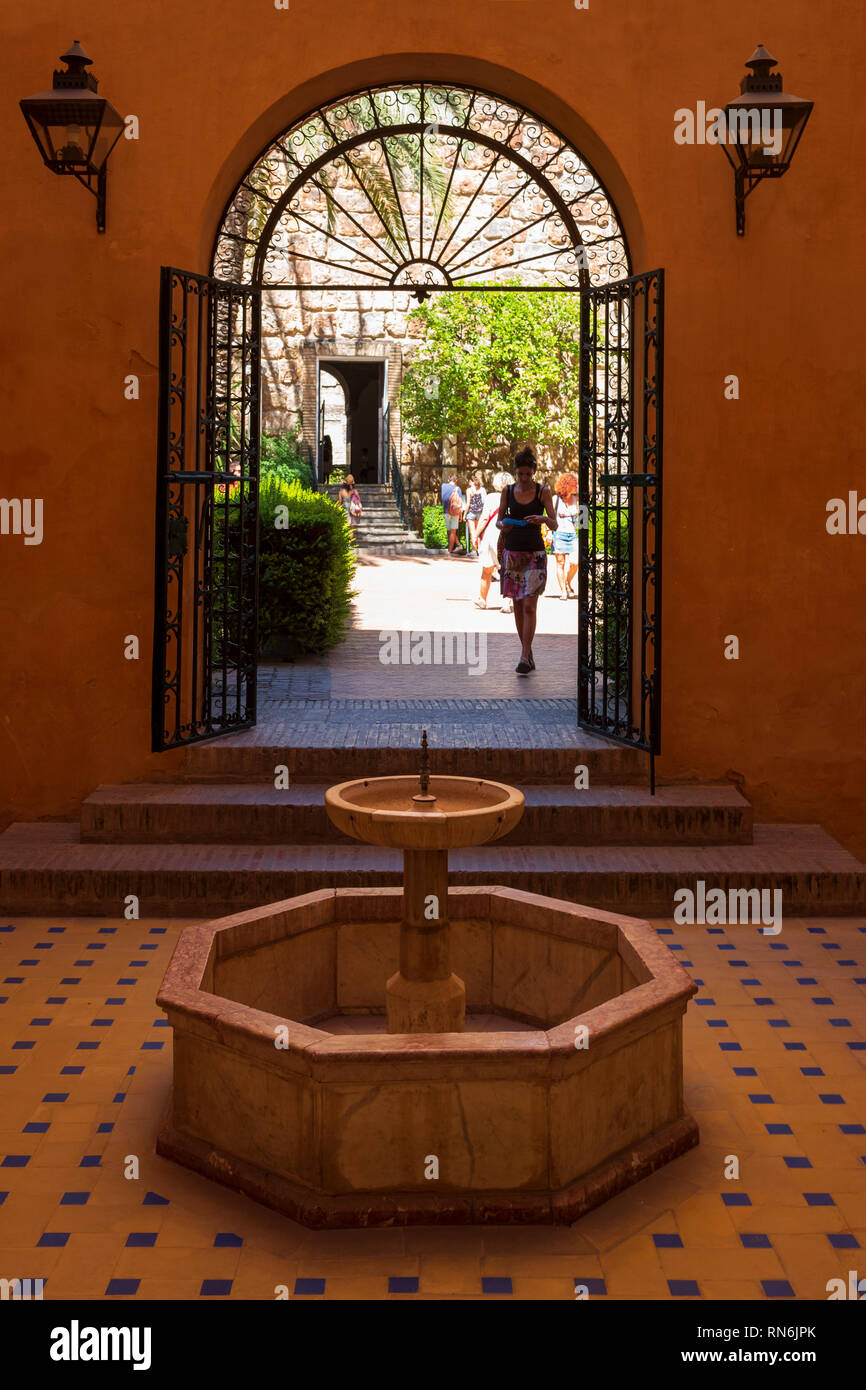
[152,267,262,751]
[578,269,664,783]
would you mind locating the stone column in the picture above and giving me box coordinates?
[385,846,466,1033]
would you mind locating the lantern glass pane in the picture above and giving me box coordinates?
[90,106,125,169]
[725,98,811,173]
[21,95,124,171]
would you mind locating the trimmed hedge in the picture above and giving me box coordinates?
[211,477,355,662]
[423,505,449,549]
[258,477,355,657]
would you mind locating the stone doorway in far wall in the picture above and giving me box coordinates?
[317,356,386,483]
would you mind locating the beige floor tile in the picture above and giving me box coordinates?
[1,913,864,1300]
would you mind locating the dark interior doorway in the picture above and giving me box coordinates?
[318,359,384,483]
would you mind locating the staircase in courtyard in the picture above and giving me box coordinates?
[325,483,426,553]
[1,709,863,917]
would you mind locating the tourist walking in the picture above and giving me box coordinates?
[475,471,513,612]
[441,472,465,555]
[496,448,557,673]
[552,471,580,599]
[464,473,487,555]
[338,473,362,542]
[321,434,333,487]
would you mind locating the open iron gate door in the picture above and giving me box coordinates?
[578,269,664,790]
[152,267,261,750]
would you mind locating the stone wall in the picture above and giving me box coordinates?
[260,289,418,466]
[252,135,590,476]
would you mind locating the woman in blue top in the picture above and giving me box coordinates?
[496,447,557,674]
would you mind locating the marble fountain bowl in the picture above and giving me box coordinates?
[325,774,525,849]
[156,885,699,1227]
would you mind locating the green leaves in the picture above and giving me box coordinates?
[260,427,314,489]
[422,505,449,549]
[399,282,582,454]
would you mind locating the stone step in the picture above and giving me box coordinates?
[325,486,394,498]
[176,734,648,785]
[357,542,429,555]
[354,529,411,538]
[353,509,409,518]
[346,505,405,515]
[348,506,405,515]
[345,507,406,517]
[0,824,860,917]
[79,783,753,846]
[339,496,403,505]
[359,526,422,538]
[354,536,421,548]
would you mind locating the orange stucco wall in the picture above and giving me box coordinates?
[1,3,864,856]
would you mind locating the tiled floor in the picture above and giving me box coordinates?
[1,915,864,1300]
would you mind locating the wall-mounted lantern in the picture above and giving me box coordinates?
[19,40,124,234]
[722,45,813,236]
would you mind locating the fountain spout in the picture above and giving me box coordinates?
[411,728,437,806]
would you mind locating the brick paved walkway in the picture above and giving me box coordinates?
[259,547,579,705]
[254,547,583,746]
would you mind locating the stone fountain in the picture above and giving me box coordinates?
[324,732,524,1033]
[157,735,698,1227]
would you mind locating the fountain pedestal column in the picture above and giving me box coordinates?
[325,737,524,1035]
[386,846,466,1033]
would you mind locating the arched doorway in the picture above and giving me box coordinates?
[317,356,388,485]
[153,80,663,783]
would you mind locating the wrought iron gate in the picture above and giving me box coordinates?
[578,269,664,787]
[152,266,261,750]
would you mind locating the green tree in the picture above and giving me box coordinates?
[399,282,582,458]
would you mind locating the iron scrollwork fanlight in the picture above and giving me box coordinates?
[20,40,125,233]
[722,45,813,236]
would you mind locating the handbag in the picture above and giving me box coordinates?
[349,490,363,518]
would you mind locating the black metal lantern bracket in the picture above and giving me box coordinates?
[19,40,125,233]
[721,45,813,236]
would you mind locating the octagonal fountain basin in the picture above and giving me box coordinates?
[156,887,699,1228]
[325,775,525,849]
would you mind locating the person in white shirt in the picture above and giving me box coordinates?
[464,473,487,555]
[552,471,580,599]
[474,471,514,613]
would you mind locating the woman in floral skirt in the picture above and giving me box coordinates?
[496,447,557,674]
